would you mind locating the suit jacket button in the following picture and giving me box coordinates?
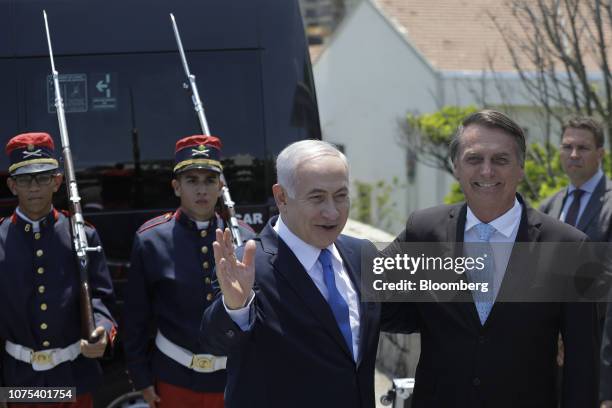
[478,336,485,344]
[225,330,235,338]
[472,377,481,386]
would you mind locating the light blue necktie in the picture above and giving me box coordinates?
[318,249,353,357]
[469,223,497,324]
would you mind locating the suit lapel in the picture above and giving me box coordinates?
[450,197,542,328]
[484,200,542,327]
[550,190,566,220]
[336,237,371,366]
[446,205,484,329]
[259,219,354,360]
[491,205,540,299]
[577,176,607,231]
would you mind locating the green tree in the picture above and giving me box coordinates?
[351,178,402,232]
[399,105,479,176]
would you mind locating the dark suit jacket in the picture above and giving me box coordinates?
[539,176,612,243]
[200,216,381,408]
[382,198,600,408]
[602,302,612,401]
[540,177,612,400]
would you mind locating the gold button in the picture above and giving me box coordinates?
[37,267,44,275]
[42,341,50,347]
[203,261,209,269]
[36,249,43,257]
[40,323,48,330]
[24,224,31,232]
[206,293,213,301]
[205,277,211,284]
[34,232,41,240]
[201,246,208,254]
[38,285,45,294]
[200,230,207,238]
[40,303,47,311]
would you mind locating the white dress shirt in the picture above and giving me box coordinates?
[225,216,361,360]
[560,169,603,225]
[464,198,521,299]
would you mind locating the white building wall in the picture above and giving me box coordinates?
[314,0,452,233]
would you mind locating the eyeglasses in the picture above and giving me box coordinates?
[11,173,56,188]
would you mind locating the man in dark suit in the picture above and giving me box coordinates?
[200,140,381,408]
[540,116,611,240]
[538,117,612,404]
[383,110,600,407]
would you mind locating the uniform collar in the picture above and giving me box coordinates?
[13,207,58,232]
[174,208,220,232]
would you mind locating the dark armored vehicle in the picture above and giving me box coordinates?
[0,0,320,405]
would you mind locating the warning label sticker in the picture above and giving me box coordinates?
[47,73,88,113]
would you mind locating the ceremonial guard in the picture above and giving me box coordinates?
[0,133,117,408]
[123,135,254,408]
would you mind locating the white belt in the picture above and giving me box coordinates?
[155,331,227,373]
[5,339,81,371]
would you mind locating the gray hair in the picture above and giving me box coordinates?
[276,139,348,197]
[449,109,526,167]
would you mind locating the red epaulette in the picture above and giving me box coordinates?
[137,212,174,234]
[237,219,256,233]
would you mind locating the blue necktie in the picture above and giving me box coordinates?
[318,249,353,356]
[469,223,497,324]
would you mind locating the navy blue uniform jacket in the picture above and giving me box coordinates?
[123,210,254,392]
[0,209,116,394]
[200,216,382,408]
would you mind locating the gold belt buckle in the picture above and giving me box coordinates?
[190,355,213,371]
[31,351,52,365]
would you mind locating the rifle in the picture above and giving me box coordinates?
[170,13,243,247]
[43,11,102,343]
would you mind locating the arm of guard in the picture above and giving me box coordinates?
[122,236,155,391]
[86,228,117,355]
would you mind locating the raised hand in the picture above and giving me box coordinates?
[212,228,256,309]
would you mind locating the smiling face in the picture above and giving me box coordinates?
[273,155,349,249]
[172,169,222,221]
[560,127,604,188]
[7,171,63,220]
[453,124,525,222]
